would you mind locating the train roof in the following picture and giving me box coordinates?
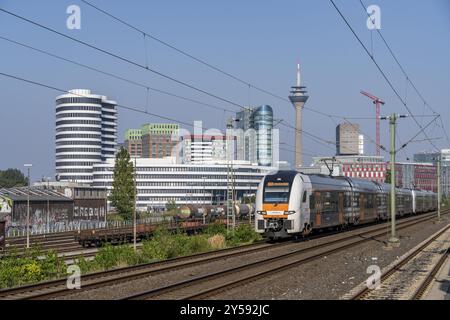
[306,174,352,191]
[266,171,436,195]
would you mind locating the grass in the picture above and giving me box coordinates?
[0,222,261,289]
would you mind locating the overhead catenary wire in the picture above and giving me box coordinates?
[2,5,436,161]
[0,35,237,114]
[359,0,450,146]
[358,0,439,116]
[0,71,210,131]
[0,33,338,159]
[329,0,441,152]
[80,0,387,147]
[0,70,336,160]
[0,8,247,111]
[80,0,297,105]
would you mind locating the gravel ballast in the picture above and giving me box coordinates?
[55,214,449,300]
[211,216,449,300]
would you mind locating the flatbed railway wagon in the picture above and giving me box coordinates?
[76,218,207,247]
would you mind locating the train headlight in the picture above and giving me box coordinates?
[257,210,267,215]
[286,211,296,215]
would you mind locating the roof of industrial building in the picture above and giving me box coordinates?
[0,187,72,202]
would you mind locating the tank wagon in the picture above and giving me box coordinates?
[176,204,254,221]
[255,171,438,240]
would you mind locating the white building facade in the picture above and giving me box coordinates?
[55,89,117,184]
[91,157,275,211]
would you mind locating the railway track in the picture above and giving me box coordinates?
[348,221,450,300]
[1,210,445,300]
[119,211,447,300]
[0,240,279,300]
[2,232,82,256]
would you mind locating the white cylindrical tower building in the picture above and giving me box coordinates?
[55,89,117,184]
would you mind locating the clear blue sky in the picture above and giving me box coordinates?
[0,0,449,180]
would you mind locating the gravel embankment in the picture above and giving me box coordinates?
[211,215,449,300]
[55,213,449,300]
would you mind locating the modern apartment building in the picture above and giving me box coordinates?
[141,124,179,159]
[55,89,117,184]
[124,128,143,157]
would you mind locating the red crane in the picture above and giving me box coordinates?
[360,90,385,156]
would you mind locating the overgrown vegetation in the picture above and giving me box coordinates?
[0,223,261,289]
[0,247,66,288]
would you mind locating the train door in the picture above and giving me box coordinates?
[373,194,379,220]
[314,191,322,228]
[359,194,365,222]
[322,191,340,227]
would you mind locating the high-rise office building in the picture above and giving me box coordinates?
[55,89,117,184]
[235,105,273,166]
[336,123,360,156]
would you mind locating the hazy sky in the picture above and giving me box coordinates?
[0,0,449,181]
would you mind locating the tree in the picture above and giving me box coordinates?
[109,148,136,220]
[384,168,391,184]
[0,168,28,188]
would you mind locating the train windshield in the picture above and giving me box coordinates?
[264,182,290,203]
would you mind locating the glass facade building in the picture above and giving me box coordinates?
[235,105,274,166]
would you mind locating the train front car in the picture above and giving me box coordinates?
[255,171,310,240]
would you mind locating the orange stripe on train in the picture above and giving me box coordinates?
[263,203,289,211]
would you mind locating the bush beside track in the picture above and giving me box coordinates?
[0,223,260,289]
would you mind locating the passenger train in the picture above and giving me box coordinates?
[255,171,438,240]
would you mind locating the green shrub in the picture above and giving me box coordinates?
[40,250,66,280]
[186,235,210,254]
[74,256,95,274]
[226,224,261,246]
[93,244,120,270]
[204,222,227,236]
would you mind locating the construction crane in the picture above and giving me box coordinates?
[361,90,385,156]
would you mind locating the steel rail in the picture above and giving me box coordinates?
[121,212,447,300]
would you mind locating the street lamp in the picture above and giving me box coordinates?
[24,164,32,249]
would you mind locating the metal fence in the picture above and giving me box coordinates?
[5,216,172,238]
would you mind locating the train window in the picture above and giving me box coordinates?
[302,191,307,203]
[263,186,290,203]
